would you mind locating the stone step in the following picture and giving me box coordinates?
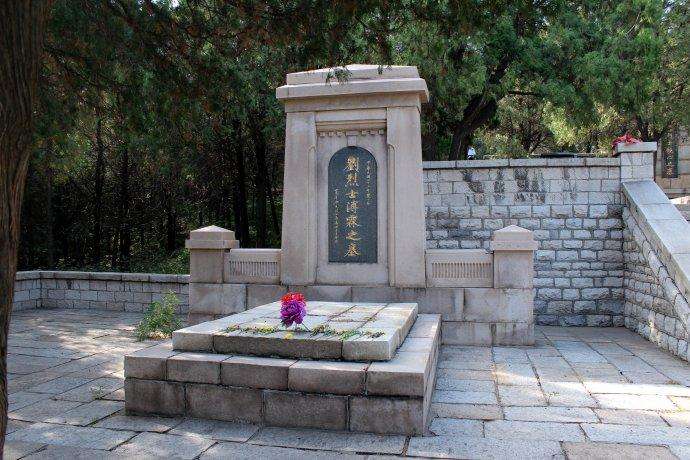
[124,313,441,435]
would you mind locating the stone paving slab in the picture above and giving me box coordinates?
[428,418,483,437]
[20,445,124,460]
[593,408,667,425]
[563,442,677,460]
[503,406,598,423]
[7,422,136,450]
[8,391,51,412]
[8,398,83,422]
[201,441,367,459]
[169,418,259,441]
[249,426,406,455]
[10,310,690,459]
[431,403,503,421]
[485,420,586,441]
[407,436,564,459]
[113,432,215,459]
[3,441,45,460]
[581,422,690,445]
[94,414,183,433]
[173,302,417,361]
[44,400,123,426]
[670,445,690,459]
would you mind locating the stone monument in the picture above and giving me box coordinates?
[277,64,429,288]
[124,64,539,435]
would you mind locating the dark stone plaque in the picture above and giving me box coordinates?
[328,146,377,263]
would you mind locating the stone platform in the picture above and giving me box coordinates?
[173,302,418,361]
[124,302,440,435]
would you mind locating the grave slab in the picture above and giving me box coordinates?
[173,301,417,361]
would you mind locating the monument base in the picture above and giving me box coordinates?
[188,282,535,346]
[124,303,440,435]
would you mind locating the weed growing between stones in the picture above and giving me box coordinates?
[136,292,182,340]
[224,322,384,340]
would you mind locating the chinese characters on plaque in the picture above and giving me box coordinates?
[328,146,377,263]
[662,130,679,178]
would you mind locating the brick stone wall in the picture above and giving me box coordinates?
[12,272,42,311]
[623,212,687,359]
[12,271,190,314]
[622,182,689,361]
[423,157,625,327]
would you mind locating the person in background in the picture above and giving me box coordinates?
[467,146,476,160]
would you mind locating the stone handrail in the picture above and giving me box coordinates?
[623,180,690,334]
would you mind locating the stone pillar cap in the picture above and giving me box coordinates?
[276,64,429,103]
[186,225,238,250]
[614,141,658,155]
[490,225,537,251]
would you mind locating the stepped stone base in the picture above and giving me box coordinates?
[124,312,441,435]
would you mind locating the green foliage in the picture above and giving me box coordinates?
[136,292,182,341]
[18,0,690,272]
[226,322,384,340]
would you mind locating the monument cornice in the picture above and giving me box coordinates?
[276,78,429,103]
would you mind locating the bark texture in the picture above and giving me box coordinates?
[0,1,52,454]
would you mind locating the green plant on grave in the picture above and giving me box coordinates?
[225,322,385,341]
[136,292,182,341]
[90,385,107,399]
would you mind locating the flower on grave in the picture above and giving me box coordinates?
[280,292,307,327]
[611,133,641,151]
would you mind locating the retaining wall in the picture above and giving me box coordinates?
[622,181,690,361]
[423,158,624,327]
[11,271,190,314]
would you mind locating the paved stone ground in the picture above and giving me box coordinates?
[5,309,690,459]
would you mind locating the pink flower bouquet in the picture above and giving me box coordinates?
[280,292,307,327]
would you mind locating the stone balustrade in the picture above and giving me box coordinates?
[622,180,690,361]
[225,248,281,284]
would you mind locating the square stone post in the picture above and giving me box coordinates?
[280,112,318,285]
[490,225,537,289]
[615,141,657,182]
[185,225,239,324]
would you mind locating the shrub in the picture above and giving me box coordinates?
[136,292,182,340]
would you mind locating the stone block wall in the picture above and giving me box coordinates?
[12,271,190,314]
[423,157,625,327]
[622,181,690,361]
[12,271,42,311]
[623,214,687,359]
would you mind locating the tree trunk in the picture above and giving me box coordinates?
[165,196,176,253]
[267,156,280,242]
[44,140,54,267]
[230,121,250,246]
[449,96,498,160]
[92,116,105,266]
[250,121,268,247]
[117,146,131,271]
[0,1,52,454]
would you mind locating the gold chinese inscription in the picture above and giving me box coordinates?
[328,146,377,263]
